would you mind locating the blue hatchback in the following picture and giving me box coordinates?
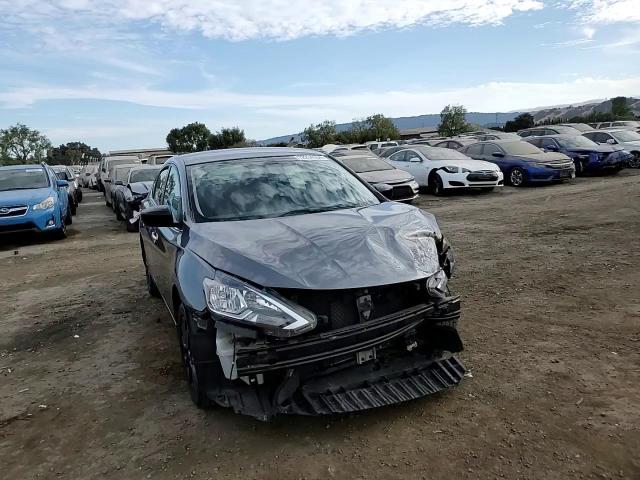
[0,164,70,238]
[524,135,629,175]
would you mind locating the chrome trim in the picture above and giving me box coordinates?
[0,205,29,218]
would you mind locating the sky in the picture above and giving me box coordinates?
[1,0,640,151]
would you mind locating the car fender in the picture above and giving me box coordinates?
[175,247,214,315]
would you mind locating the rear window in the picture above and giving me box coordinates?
[130,169,161,183]
[0,168,49,192]
[341,156,394,172]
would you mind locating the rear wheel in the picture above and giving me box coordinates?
[508,167,526,187]
[177,304,213,409]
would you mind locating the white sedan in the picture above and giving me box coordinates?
[384,146,504,195]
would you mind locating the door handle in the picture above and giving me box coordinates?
[150,230,159,242]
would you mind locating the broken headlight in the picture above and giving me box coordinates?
[437,235,455,278]
[426,269,448,298]
[203,272,317,338]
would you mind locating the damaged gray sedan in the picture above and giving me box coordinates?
[139,148,465,420]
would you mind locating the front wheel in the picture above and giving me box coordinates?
[574,159,584,176]
[53,215,67,240]
[70,198,77,216]
[76,189,83,203]
[177,304,213,409]
[430,173,445,196]
[628,153,640,169]
[508,167,526,187]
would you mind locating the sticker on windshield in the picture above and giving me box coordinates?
[294,155,325,161]
[25,169,42,172]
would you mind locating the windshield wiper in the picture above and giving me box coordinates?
[276,205,355,218]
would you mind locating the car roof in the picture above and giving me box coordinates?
[50,165,71,171]
[0,164,46,171]
[177,147,327,166]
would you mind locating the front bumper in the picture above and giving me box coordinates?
[0,207,62,234]
[525,163,575,183]
[443,170,504,189]
[205,295,465,420]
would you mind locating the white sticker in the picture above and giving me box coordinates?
[294,155,326,161]
[25,169,43,173]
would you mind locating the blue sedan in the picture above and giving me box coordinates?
[459,139,575,187]
[0,164,71,238]
[524,135,629,175]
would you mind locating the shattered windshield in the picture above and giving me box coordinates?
[188,156,380,222]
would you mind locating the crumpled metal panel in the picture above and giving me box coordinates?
[188,202,442,290]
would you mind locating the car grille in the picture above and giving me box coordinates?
[541,161,573,170]
[467,170,498,182]
[0,205,28,218]
[390,185,414,200]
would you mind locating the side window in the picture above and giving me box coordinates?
[482,144,502,156]
[519,130,532,138]
[541,138,557,149]
[527,138,542,148]
[164,166,182,220]
[389,151,406,162]
[406,150,422,162]
[595,133,610,143]
[153,168,170,204]
[465,143,483,156]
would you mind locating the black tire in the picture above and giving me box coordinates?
[628,153,640,169]
[508,167,526,187]
[115,203,124,221]
[430,173,445,196]
[126,218,138,232]
[53,214,67,240]
[65,206,73,225]
[76,189,83,203]
[70,198,77,216]
[574,159,584,176]
[177,304,213,409]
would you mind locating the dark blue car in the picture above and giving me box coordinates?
[524,135,628,175]
[0,164,71,238]
[459,140,575,187]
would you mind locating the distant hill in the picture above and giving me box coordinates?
[260,111,520,145]
[259,97,640,144]
[531,97,640,123]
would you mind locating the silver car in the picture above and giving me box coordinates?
[583,129,640,168]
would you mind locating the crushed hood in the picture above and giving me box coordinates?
[187,202,442,290]
[357,169,414,185]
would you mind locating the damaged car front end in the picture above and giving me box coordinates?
[139,148,465,420]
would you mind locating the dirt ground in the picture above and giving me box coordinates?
[1,171,639,480]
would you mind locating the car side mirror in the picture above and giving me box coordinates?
[492,152,505,157]
[141,205,178,227]
[409,157,421,163]
[606,138,616,144]
[373,183,393,196]
[104,178,111,183]
[115,180,123,186]
[56,179,69,188]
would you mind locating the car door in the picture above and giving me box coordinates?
[141,167,170,286]
[152,165,184,302]
[480,143,508,171]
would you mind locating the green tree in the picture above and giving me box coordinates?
[302,120,337,148]
[503,113,535,132]
[166,122,211,153]
[47,142,102,166]
[0,123,51,166]
[366,114,399,141]
[209,127,246,149]
[438,105,470,137]
[611,96,633,119]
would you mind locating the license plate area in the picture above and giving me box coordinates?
[357,347,376,365]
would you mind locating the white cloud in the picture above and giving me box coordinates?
[2,76,639,120]
[1,0,544,41]
[566,0,640,24]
